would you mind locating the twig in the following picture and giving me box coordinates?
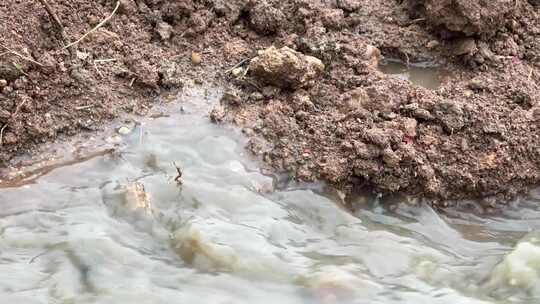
[403,52,410,67]
[94,58,117,63]
[37,0,66,33]
[12,98,28,118]
[29,250,50,264]
[239,77,262,92]
[0,45,43,66]
[0,98,28,147]
[12,62,29,77]
[93,61,104,78]
[93,59,116,78]
[173,162,183,185]
[36,0,72,51]
[0,124,7,147]
[63,1,121,49]
[224,58,251,74]
[75,104,96,110]
[404,18,425,26]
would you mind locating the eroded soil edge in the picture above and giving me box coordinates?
[1,0,540,206]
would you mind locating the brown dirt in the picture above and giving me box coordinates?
[1,0,540,208]
[212,0,540,207]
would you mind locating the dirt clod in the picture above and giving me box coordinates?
[249,2,285,35]
[156,21,173,40]
[411,0,516,35]
[249,46,325,89]
[336,0,361,12]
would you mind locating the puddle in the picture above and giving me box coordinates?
[0,87,540,303]
[378,59,445,89]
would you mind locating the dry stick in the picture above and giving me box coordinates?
[12,98,28,118]
[37,0,66,34]
[75,104,97,110]
[0,45,43,66]
[93,62,104,78]
[94,58,117,63]
[93,58,116,78]
[0,124,7,147]
[173,162,183,185]
[224,58,251,74]
[12,62,29,77]
[63,1,121,49]
[0,96,30,146]
[36,0,72,49]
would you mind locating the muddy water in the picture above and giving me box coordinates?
[1,87,540,304]
[378,60,444,89]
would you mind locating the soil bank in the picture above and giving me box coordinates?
[1,0,540,208]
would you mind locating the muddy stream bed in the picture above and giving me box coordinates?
[1,77,540,303]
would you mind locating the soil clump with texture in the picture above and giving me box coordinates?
[2,0,540,208]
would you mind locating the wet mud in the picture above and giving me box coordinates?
[2,0,540,206]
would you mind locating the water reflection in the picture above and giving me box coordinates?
[378,59,445,90]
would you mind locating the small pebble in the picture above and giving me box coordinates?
[191,52,202,65]
[0,79,7,88]
[463,89,474,97]
[426,40,440,49]
[117,126,132,135]
[107,135,123,144]
[231,67,244,77]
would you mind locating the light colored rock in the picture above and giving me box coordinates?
[426,40,440,49]
[402,118,418,138]
[76,51,90,61]
[249,46,325,89]
[342,87,369,112]
[364,45,381,67]
[117,126,132,135]
[231,67,244,77]
[156,21,172,40]
[0,79,7,88]
[122,182,151,213]
[159,60,183,88]
[452,38,477,56]
[172,224,238,270]
[191,52,202,65]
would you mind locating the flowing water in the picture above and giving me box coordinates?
[1,87,540,304]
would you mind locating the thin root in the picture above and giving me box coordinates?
[12,62,29,77]
[64,1,121,49]
[0,45,43,66]
[94,58,117,63]
[224,58,251,75]
[75,104,97,110]
[0,124,7,147]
